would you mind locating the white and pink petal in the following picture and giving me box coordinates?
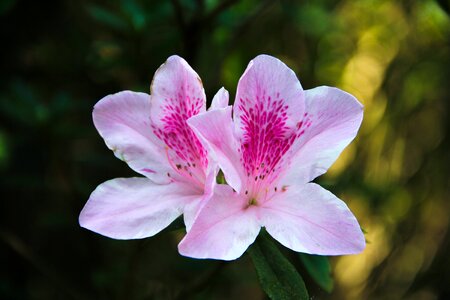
[233,55,306,186]
[210,87,229,110]
[93,91,172,184]
[183,163,219,232]
[279,86,363,185]
[178,185,261,260]
[149,55,208,178]
[150,55,206,127]
[79,177,202,239]
[260,183,365,255]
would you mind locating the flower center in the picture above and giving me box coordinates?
[248,197,258,206]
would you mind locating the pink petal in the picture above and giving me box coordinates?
[233,55,305,187]
[178,185,261,260]
[260,183,365,255]
[188,107,245,192]
[183,164,219,231]
[79,178,202,239]
[279,86,363,185]
[210,87,229,110]
[183,197,204,233]
[93,91,172,184]
[150,55,209,180]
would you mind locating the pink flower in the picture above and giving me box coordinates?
[179,55,366,260]
[79,56,225,238]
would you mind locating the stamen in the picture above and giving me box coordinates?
[247,198,258,206]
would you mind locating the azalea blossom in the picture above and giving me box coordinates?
[79,55,225,238]
[179,55,365,260]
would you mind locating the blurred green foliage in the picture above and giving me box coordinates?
[0,0,449,299]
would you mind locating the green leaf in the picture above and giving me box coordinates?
[248,232,309,300]
[299,253,334,293]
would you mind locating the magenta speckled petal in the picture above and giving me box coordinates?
[149,55,208,186]
[234,55,306,194]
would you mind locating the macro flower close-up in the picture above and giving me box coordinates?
[2,1,449,299]
[179,55,365,260]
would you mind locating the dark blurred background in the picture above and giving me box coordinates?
[1,0,449,299]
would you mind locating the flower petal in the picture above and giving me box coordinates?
[279,86,363,185]
[150,55,209,178]
[188,107,245,192]
[233,55,305,186]
[79,177,202,239]
[178,185,261,260]
[260,183,365,255]
[93,91,171,184]
[210,87,229,110]
[183,164,218,232]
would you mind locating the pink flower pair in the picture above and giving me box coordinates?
[79,55,365,260]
